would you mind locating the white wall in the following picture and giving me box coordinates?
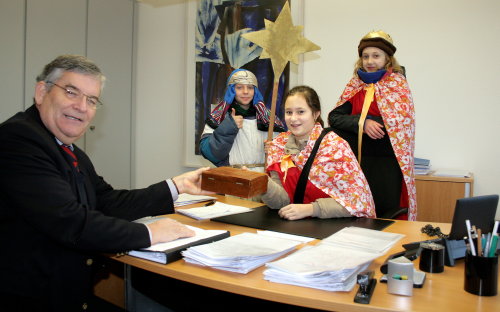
[135,0,500,218]
[301,0,500,218]
[134,0,188,187]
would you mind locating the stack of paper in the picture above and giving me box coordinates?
[321,226,403,254]
[174,193,216,207]
[182,232,301,274]
[177,202,252,220]
[414,157,431,175]
[263,227,404,291]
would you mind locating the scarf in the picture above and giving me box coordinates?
[207,100,286,132]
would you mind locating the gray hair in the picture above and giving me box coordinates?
[36,55,106,91]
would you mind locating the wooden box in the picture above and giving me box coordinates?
[201,167,268,198]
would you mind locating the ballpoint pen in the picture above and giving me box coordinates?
[204,200,216,206]
[493,220,499,236]
[465,219,476,256]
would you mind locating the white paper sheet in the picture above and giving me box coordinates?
[177,202,252,220]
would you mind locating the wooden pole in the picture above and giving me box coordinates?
[265,79,280,170]
[267,79,280,141]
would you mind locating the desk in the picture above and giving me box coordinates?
[109,195,498,312]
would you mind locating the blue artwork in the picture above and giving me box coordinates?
[194,0,289,153]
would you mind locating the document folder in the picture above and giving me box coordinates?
[128,230,230,264]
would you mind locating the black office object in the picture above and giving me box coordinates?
[419,242,445,273]
[402,238,442,252]
[444,195,498,266]
[354,271,376,304]
[447,195,498,240]
[380,249,419,274]
[212,205,394,239]
[464,252,498,296]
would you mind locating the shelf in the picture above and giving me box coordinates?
[415,174,474,223]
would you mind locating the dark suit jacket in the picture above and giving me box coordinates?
[0,105,174,311]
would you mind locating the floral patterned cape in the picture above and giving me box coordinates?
[337,72,417,220]
[266,124,376,218]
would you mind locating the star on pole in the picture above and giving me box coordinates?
[242,1,320,82]
[241,1,320,141]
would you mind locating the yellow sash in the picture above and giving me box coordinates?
[357,84,375,162]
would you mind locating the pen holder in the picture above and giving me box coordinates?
[464,252,498,296]
[419,242,445,273]
[387,258,414,296]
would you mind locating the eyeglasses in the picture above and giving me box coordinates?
[47,81,103,109]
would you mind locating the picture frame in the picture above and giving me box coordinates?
[183,0,304,167]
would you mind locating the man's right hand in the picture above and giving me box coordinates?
[172,167,215,195]
[147,218,194,245]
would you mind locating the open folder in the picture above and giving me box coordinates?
[128,217,229,264]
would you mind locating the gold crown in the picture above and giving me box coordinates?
[361,30,394,44]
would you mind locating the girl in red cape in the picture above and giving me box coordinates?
[328,30,416,220]
[262,86,375,221]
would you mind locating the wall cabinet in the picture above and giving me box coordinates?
[415,174,474,223]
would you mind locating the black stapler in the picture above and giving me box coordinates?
[354,270,376,304]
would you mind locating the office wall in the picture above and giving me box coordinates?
[134,1,188,184]
[0,0,134,189]
[301,0,500,219]
[134,0,500,218]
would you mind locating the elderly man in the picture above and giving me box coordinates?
[0,55,211,311]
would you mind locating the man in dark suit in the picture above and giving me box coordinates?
[0,55,211,311]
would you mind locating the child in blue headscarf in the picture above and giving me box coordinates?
[199,69,286,171]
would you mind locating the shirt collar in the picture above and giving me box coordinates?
[55,137,74,151]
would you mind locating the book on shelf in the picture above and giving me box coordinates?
[414,157,431,175]
[415,168,432,175]
[414,157,430,166]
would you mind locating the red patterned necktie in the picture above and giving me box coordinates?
[60,145,79,170]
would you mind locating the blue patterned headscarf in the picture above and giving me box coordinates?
[207,68,286,132]
[223,69,264,105]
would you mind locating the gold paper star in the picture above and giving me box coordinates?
[242,1,320,81]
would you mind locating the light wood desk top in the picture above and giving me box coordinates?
[112,195,499,312]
